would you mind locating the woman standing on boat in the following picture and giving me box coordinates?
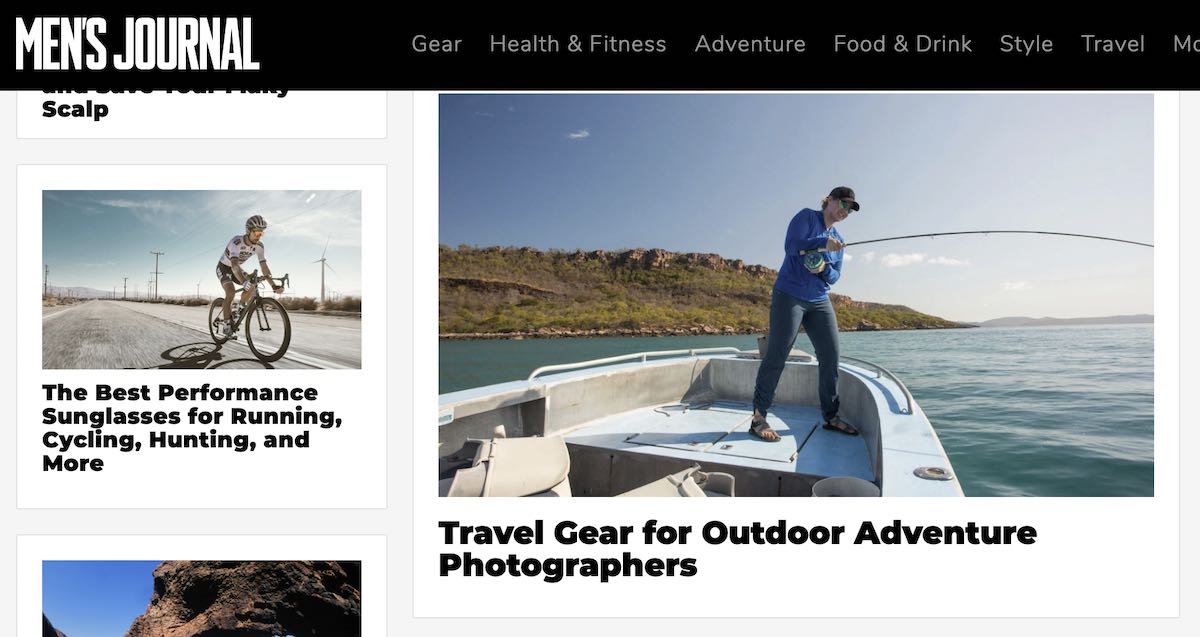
[750,186,859,441]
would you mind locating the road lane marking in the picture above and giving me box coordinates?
[41,305,81,321]
[118,303,354,369]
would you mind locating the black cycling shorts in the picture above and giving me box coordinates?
[215,263,241,284]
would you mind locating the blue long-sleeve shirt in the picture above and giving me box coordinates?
[775,208,844,302]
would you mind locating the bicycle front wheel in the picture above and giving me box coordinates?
[207,299,229,345]
[244,298,292,363]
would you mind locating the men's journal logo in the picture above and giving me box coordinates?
[15,17,259,71]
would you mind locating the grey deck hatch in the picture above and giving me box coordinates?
[621,401,824,464]
[623,401,748,451]
[708,408,821,463]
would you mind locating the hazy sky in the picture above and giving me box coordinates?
[440,94,1153,322]
[43,561,158,637]
[43,190,362,300]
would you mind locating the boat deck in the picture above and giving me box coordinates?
[562,399,874,496]
[440,351,962,496]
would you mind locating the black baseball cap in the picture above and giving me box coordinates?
[829,186,860,211]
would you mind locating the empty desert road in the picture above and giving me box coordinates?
[43,300,361,369]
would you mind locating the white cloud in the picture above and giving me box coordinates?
[567,129,591,140]
[249,191,362,249]
[97,198,172,210]
[843,253,853,262]
[927,256,970,266]
[1003,281,1031,291]
[882,252,926,267]
[861,251,875,264]
[173,190,361,251]
[879,252,968,267]
[96,198,190,232]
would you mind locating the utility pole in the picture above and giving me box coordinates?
[150,251,164,300]
[123,277,128,300]
[43,265,49,297]
[196,281,200,299]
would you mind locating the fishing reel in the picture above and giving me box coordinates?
[803,252,826,271]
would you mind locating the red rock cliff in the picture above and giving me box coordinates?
[124,561,360,637]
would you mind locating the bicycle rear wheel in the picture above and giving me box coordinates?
[245,298,292,362]
[207,299,229,345]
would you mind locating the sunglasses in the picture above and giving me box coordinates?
[838,199,856,212]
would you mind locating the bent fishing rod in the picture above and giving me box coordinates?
[796,230,1154,255]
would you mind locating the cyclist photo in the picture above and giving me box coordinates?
[41,189,363,370]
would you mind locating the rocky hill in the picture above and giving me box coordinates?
[440,245,970,338]
[42,614,67,637]
[977,314,1152,327]
[123,561,360,637]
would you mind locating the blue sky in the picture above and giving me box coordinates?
[43,561,158,637]
[43,190,362,300]
[440,94,1153,322]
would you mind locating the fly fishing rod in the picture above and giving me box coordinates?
[797,230,1154,255]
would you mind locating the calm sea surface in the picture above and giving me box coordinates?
[440,324,1153,496]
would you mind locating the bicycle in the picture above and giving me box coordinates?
[207,270,292,363]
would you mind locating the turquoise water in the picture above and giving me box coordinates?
[440,324,1154,497]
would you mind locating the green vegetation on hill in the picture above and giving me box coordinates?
[440,245,969,337]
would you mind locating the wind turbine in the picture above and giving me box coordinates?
[313,240,337,304]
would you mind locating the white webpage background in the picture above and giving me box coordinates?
[17,164,387,508]
[0,91,414,631]
[0,87,1191,633]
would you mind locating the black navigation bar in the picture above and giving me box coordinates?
[7,13,1200,89]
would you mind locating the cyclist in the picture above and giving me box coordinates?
[215,214,284,338]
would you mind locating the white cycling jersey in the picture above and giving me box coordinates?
[219,234,266,268]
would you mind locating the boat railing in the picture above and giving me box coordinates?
[840,355,914,414]
[523,347,914,415]
[527,347,743,381]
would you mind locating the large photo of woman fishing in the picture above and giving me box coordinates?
[437,94,1153,497]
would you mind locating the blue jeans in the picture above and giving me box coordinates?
[753,289,840,421]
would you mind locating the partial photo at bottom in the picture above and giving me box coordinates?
[42,560,362,637]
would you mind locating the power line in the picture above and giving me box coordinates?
[271,190,359,227]
[160,190,361,272]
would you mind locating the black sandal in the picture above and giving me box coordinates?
[822,416,859,436]
[749,418,782,442]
